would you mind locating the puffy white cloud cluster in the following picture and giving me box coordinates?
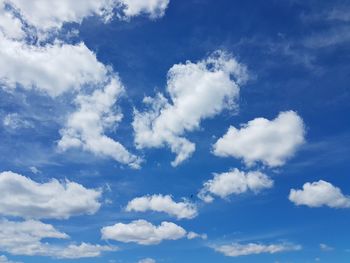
[133,51,248,166]
[119,0,170,19]
[126,194,197,219]
[289,180,350,208]
[213,111,305,167]
[0,219,115,259]
[198,168,273,203]
[58,78,142,168]
[101,219,187,245]
[214,242,301,257]
[0,171,101,219]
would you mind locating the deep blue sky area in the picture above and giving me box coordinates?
[0,0,350,262]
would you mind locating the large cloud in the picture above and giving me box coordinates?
[0,33,108,97]
[133,51,248,166]
[0,219,115,258]
[126,194,197,219]
[198,168,273,203]
[213,242,301,257]
[289,180,350,208]
[101,219,187,245]
[3,0,170,34]
[0,171,101,219]
[213,111,305,167]
[58,77,142,168]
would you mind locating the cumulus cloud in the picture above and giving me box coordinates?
[58,77,142,168]
[187,231,207,240]
[3,113,32,130]
[138,258,156,263]
[126,194,197,219]
[213,242,301,257]
[0,219,115,259]
[101,219,187,245]
[213,111,305,167]
[0,1,24,39]
[119,0,169,19]
[289,180,350,208]
[133,51,247,166]
[0,171,101,219]
[0,34,107,97]
[198,168,273,203]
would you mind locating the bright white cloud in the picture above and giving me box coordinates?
[289,180,350,208]
[101,219,187,245]
[198,168,273,203]
[126,194,197,219]
[0,219,115,258]
[0,1,24,39]
[58,78,142,168]
[213,111,305,167]
[133,51,247,166]
[119,0,169,19]
[0,34,108,97]
[0,171,101,219]
[214,242,301,257]
[138,258,156,263]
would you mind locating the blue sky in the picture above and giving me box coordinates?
[0,0,350,262]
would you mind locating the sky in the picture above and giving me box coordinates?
[0,0,350,262]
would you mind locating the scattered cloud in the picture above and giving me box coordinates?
[3,113,32,130]
[320,243,334,252]
[118,0,170,19]
[138,258,156,263]
[0,171,101,219]
[126,194,197,219]
[213,242,301,257]
[198,168,273,203]
[101,219,187,245]
[58,77,142,168]
[0,219,115,258]
[213,111,305,167]
[187,231,207,240]
[133,51,247,166]
[0,255,21,263]
[289,180,350,208]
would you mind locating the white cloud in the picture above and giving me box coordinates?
[0,219,115,258]
[198,168,273,203]
[0,1,24,39]
[0,255,21,263]
[101,219,187,245]
[289,180,350,208]
[138,258,156,263]
[3,113,32,130]
[126,194,197,219]
[320,243,334,252]
[0,171,101,219]
[119,0,169,19]
[213,111,305,167]
[213,242,301,257]
[58,77,142,168]
[187,231,207,240]
[133,51,247,166]
[0,34,108,97]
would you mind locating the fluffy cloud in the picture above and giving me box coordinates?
[119,0,169,19]
[0,34,107,97]
[58,78,141,168]
[126,194,197,219]
[3,113,32,130]
[0,219,115,258]
[138,258,156,263]
[289,180,350,208]
[0,171,101,219]
[198,168,273,203]
[0,1,24,39]
[133,51,247,166]
[213,242,301,257]
[101,219,187,245]
[187,231,207,240]
[213,111,305,167]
